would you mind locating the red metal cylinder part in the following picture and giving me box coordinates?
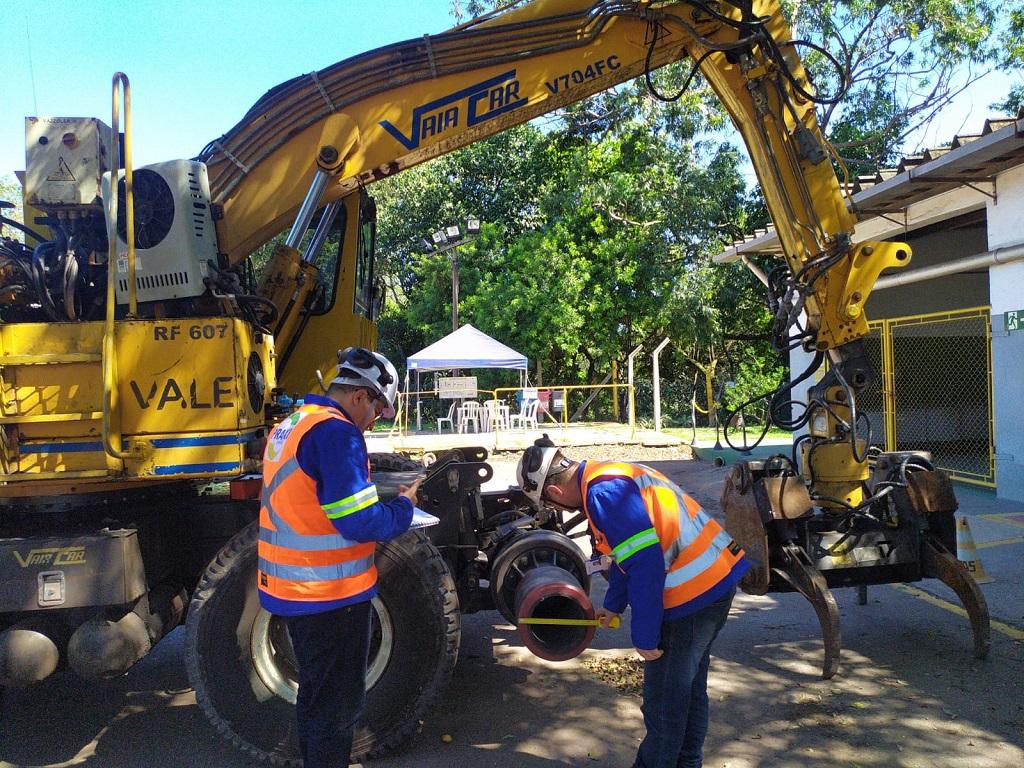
[515,565,595,661]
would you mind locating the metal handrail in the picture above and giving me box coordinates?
[101,72,137,463]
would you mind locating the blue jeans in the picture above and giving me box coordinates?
[633,588,735,768]
[284,601,372,768]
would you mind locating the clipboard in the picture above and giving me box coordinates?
[411,506,440,529]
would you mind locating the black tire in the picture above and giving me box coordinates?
[186,522,460,765]
[367,452,421,472]
[355,528,460,758]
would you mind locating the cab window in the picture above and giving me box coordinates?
[353,192,376,318]
[306,204,347,315]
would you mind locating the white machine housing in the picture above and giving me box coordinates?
[102,160,219,304]
[25,117,112,208]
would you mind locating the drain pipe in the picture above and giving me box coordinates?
[874,241,1024,290]
[730,241,1024,291]
[740,255,770,287]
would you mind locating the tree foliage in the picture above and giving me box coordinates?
[372,85,761,420]
[0,175,24,243]
[374,0,1024,423]
[785,0,1024,173]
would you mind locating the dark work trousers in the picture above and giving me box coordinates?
[284,601,372,768]
[632,587,735,768]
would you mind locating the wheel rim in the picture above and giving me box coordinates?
[490,531,590,624]
[366,595,394,689]
[250,595,395,704]
[250,610,298,703]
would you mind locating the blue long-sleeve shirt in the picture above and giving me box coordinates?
[582,462,666,650]
[581,461,748,650]
[260,394,413,616]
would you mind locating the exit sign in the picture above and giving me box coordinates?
[1008,310,1023,332]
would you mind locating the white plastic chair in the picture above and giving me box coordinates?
[483,401,510,432]
[481,401,496,432]
[509,399,539,431]
[458,401,482,433]
[437,402,457,433]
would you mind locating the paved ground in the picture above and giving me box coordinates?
[2,451,1022,767]
[365,423,686,457]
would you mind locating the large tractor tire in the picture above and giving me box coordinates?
[367,452,421,473]
[185,521,460,765]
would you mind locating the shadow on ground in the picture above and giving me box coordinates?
[2,456,1021,767]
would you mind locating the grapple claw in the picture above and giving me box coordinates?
[773,544,841,679]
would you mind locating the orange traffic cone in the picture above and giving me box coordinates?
[956,517,994,584]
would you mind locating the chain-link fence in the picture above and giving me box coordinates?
[864,307,994,487]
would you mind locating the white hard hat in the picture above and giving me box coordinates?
[516,434,573,508]
[331,347,399,418]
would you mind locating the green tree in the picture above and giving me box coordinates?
[785,0,1024,173]
[373,124,553,304]
[991,85,1024,116]
[0,175,25,243]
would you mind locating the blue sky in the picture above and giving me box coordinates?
[1,0,1017,184]
[1,0,459,177]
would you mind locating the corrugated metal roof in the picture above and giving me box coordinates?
[716,116,1024,262]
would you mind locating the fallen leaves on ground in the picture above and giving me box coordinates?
[582,656,645,696]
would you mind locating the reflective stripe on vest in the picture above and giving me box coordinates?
[632,469,721,570]
[258,404,377,604]
[260,457,363,552]
[257,555,375,582]
[581,460,744,611]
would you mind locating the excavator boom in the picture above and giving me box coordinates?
[202,0,893,352]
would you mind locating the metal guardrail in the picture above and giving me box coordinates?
[392,384,635,437]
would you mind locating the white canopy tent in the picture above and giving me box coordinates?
[405,324,528,431]
[407,324,527,372]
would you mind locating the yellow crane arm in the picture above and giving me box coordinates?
[199,0,908,354]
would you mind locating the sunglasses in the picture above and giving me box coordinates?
[363,388,388,412]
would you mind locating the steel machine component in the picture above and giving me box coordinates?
[723,451,989,678]
[0,617,64,688]
[513,564,596,661]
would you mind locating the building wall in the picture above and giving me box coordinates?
[865,217,989,319]
[784,158,1024,501]
[987,163,1024,501]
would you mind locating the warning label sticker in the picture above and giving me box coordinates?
[46,157,76,182]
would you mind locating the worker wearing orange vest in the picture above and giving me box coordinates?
[259,347,421,768]
[518,436,748,768]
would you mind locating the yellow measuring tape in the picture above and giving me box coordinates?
[518,616,621,628]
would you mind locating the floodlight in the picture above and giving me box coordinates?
[445,225,461,239]
[466,217,481,234]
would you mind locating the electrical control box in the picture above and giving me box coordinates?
[24,117,113,208]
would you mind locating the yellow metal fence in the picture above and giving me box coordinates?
[861,306,995,487]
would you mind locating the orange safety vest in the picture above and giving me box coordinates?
[258,404,377,604]
[581,461,745,611]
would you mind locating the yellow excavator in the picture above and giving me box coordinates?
[0,1,988,763]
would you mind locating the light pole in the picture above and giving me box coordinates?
[419,217,481,334]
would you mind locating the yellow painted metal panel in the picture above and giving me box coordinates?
[9,439,108,475]
[1,317,274,485]
[276,192,375,395]
[123,429,259,479]
[113,318,271,436]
